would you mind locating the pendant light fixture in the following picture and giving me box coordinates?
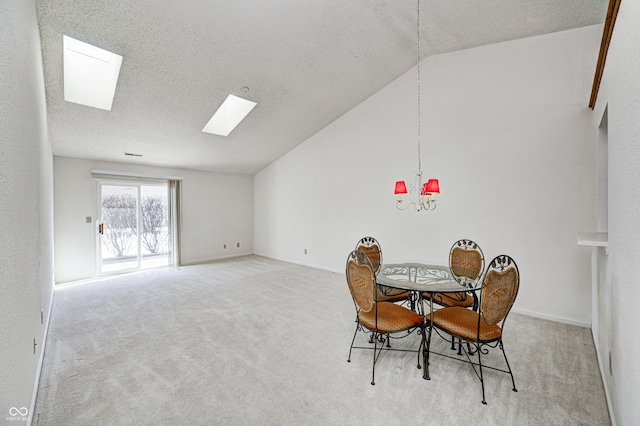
[394,0,439,212]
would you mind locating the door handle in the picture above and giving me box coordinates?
[99,223,104,235]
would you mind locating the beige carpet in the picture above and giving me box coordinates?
[34,256,610,425]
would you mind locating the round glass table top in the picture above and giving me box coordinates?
[377,263,481,293]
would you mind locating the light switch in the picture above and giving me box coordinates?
[86,216,92,223]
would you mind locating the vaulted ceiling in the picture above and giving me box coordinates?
[36,0,608,174]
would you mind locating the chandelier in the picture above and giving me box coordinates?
[394,0,439,212]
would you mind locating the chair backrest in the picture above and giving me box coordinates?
[480,255,520,326]
[449,239,485,287]
[345,250,376,313]
[355,236,382,274]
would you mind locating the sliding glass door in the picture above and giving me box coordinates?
[140,185,170,269]
[98,181,170,274]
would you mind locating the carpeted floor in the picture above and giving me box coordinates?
[34,255,610,425]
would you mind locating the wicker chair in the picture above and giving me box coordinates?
[425,255,520,404]
[355,236,411,305]
[423,239,485,310]
[345,250,424,385]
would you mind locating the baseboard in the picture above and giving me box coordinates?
[592,329,616,426]
[253,258,605,328]
[510,307,590,328]
[180,252,254,266]
[255,255,596,327]
[28,288,55,426]
[252,252,343,274]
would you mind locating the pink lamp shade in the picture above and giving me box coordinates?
[394,181,408,194]
[424,179,440,194]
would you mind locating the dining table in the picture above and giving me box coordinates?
[376,262,483,380]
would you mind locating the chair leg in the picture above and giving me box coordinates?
[424,324,432,380]
[417,341,422,370]
[372,331,377,385]
[347,323,359,362]
[500,340,518,392]
[477,340,487,405]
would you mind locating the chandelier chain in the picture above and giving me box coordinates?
[416,0,422,175]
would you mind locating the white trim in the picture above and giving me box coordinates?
[90,169,183,181]
[256,255,595,326]
[254,253,597,326]
[510,307,590,328]
[577,232,609,247]
[253,252,343,274]
[294,261,342,275]
[179,253,255,266]
[592,328,616,426]
[28,289,55,426]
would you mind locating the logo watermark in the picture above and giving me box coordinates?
[6,407,29,422]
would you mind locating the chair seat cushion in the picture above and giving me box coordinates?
[427,307,501,342]
[423,292,474,308]
[359,302,422,333]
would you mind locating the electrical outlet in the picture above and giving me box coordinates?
[304,249,308,255]
[223,244,227,249]
[236,242,240,248]
[86,216,92,223]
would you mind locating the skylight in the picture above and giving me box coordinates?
[63,35,123,111]
[202,95,257,136]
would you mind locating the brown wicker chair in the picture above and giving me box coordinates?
[355,236,411,305]
[425,254,519,404]
[345,250,424,385]
[423,239,484,310]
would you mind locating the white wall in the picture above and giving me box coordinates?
[255,25,602,326]
[54,156,253,283]
[0,0,55,419]
[600,0,640,423]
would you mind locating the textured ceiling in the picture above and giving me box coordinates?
[36,0,607,174]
